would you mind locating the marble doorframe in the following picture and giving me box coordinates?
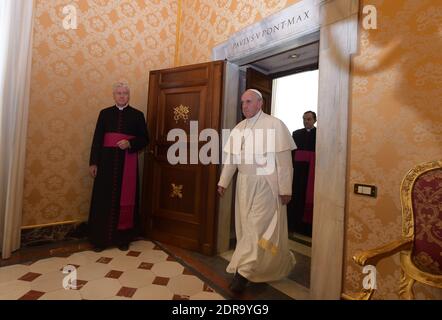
[214,0,359,299]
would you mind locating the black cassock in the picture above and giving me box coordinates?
[88,105,149,247]
[287,127,316,237]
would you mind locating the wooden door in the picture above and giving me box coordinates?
[246,67,273,115]
[141,61,224,255]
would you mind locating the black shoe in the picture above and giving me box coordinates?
[118,243,129,251]
[229,273,249,293]
[93,246,105,253]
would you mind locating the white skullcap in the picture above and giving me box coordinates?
[248,89,263,100]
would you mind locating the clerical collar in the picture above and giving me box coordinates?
[116,104,128,111]
[245,109,262,127]
[306,127,315,132]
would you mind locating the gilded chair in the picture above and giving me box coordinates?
[343,160,442,300]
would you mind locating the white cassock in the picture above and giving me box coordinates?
[218,110,297,282]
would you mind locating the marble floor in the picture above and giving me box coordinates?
[159,239,311,300]
[0,238,311,300]
[0,240,223,300]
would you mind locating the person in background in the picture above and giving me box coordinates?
[287,111,317,237]
[88,82,149,252]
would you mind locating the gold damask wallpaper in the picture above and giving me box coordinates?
[23,0,442,299]
[177,0,442,299]
[345,0,442,299]
[178,0,300,65]
[23,0,301,227]
[23,0,178,226]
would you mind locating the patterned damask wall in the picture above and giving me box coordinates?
[178,0,300,65]
[345,0,442,299]
[23,0,177,226]
[178,0,442,299]
[24,0,441,299]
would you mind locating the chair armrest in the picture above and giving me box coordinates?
[341,289,375,300]
[353,238,412,266]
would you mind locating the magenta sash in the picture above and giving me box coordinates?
[103,132,136,230]
[294,150,315,224]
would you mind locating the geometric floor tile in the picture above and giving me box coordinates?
[30,270,65,292]
[74,280,88,290]
[129,241,155,252]
[0,280,32,300]
[0,240,224,300]
[29,257,67,274]
[131,284,174,300]
[96,257,113,264]
[118,269,154,288]
[138,262,154,270]
[173,294,190,300]
[76,263,111,281]
[39,288,82,300]
[138,249,168,264]
[126,251,141,257]
[167,274,204,296]
[152,276,170,286]
[108,256,140,271]
[80,278,121,300]
[18,272,42,282]
[19,290,45,300]
[151,261,184,278]
[0,265,29,284]
[116,286,137,298]
[183,268,195,275]
[105,270,124,279]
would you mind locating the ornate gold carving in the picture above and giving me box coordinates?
[399,269,415,300]
[173,104,190,124]
[400,252,442,289]
[349,160,442,299]
[352,238,412,266]
[400,160,442,238]
[341,289,375,300]
[170,183,183,199]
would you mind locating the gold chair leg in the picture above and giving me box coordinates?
[341,289,375,300]
[399,270,415,300]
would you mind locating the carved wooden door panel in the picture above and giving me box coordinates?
[142,61,224,255]
[246,67,273,115]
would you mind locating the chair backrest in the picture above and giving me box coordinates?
[401,160,442,275]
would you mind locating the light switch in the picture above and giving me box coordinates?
[354,184,377,198]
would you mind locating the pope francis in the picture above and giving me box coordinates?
[217,89,297,293]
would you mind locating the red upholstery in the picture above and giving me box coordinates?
[411,169,442,275]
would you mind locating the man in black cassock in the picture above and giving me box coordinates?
[287,111,316,237]
[88,82,149,252]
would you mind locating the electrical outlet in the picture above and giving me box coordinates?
[354,184,377,198]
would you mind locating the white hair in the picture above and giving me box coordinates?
[112,82,130,93]
[247,89,263,100]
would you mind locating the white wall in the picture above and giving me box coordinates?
[272,70,319,134]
